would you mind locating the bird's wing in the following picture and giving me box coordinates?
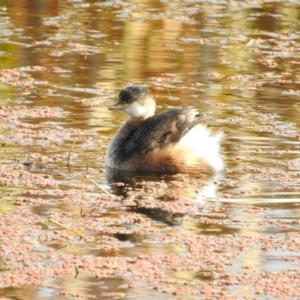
[123,107,203,158]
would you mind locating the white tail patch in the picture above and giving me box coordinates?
[178,124,224,171]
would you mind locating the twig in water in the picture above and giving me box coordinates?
[81,207,97,218]
[82,175,85,202]
[48,218,86,237]
[85,176,114,198]
[67,138,77,169]
[83,150,89,172]
[80,176,85,217]
[75,265,79,279]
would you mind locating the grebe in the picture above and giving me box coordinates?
[105,85,223,174]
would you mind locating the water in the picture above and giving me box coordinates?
[0,0,300,299]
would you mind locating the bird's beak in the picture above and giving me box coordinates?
[108,102,124,110]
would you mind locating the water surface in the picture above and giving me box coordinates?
[0,0,300,299]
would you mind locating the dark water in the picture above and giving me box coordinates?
[0,0,300,299]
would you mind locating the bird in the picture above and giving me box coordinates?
[105,85,223,175]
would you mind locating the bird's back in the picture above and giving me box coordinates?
[123,107,203,158]
[105,107,223,174]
